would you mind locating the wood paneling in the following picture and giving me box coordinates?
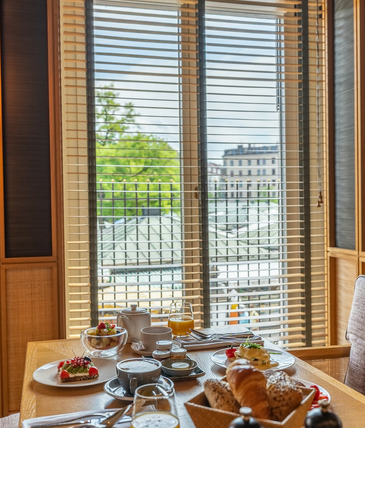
[1,266,59,414]
[329,256,358,345]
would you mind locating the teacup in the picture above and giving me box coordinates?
[140,326,172,351]
[116,358,162,394]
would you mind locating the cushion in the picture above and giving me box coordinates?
[344,276,365,394]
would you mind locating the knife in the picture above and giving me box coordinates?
[30,406,132,428]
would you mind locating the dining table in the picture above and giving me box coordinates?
[18,328,365,428]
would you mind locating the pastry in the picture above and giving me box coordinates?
[203,379,240,413]
[226,359,271,419]
[57,356,99,383]
[265,371,303,422]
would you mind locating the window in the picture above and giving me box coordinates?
[272,169,276,175]
[61,0,327,348]
[263,169,266,176]
[239,160,242,166]
[272,158,276,165]
[257,160,260,165]
[248,160,251,166]
[248,170,252,176]
[239,170,242,176]
[230,171,234,177]
[257,169,261,176]
[263,159,266,165]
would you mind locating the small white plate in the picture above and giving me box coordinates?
[211,347,295,371]
[33,358,117,388]
[104,376,174,402]
[131,341,181,356]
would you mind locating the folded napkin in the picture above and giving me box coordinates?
[22,408,131,428]
[175,334,264,351]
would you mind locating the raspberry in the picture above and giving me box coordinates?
[57,361,65,370]
[97,322,106,330]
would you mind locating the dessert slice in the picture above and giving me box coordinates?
[57,356,99,383]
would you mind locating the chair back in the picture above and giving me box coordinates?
[344,275,365,394]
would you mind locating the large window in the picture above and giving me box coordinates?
[61,0,327,348]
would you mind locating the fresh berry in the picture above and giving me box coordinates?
[97,322,106,330]
[225,347,236,359]
[88,366,99,376]
[60,370,70,379]
[57,361,65,370]
[110,324,116,329]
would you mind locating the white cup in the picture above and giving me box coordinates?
[140,326,172,351]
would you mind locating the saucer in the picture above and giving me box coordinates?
[131,340,182,356]
[104,376,174,402]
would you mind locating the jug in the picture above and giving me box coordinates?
[117,304,152,343]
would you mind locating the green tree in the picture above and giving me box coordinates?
[95,86,180,220]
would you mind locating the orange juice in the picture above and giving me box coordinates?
[131,412,180,428]
[168,315,194,336]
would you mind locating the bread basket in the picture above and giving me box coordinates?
[185,385,315,428]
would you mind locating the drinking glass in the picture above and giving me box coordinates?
[131,382,180,428]
[167,301,194,336]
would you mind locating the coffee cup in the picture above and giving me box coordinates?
[116,358,162,394]
[140,326,172,351]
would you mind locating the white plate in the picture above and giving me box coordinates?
[104,376,174,402]
[33,358,117,388]
[131,341,181,356]
[211,347,295,371]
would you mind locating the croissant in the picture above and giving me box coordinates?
[226,359,271,419]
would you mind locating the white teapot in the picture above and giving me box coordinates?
[117,304,151,343]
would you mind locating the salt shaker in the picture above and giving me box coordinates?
[229,407,262,428]
[304,400,342,428]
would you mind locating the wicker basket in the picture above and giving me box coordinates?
[185,386,315,428]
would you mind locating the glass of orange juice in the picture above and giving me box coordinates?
[168,301,194,336]
[131,382,180,428]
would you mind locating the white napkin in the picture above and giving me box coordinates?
[175,334,264,351]
[22,408,131,428]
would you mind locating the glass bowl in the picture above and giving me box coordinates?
[81,326,128,358]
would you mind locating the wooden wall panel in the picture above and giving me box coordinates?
[1,266,59,413]
[329,256,358,345]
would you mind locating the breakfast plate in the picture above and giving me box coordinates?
[33,358,117,388]
[291,379,331,406]
[211,347,295,371]
[104,376,174,402]
[131,340,182,356]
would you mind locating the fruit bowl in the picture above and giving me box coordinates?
[81,325,128,358]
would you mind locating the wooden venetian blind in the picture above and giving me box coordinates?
[60,0,327,349]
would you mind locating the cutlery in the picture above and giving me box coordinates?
[190,329,254,340]
[31,406,132,428]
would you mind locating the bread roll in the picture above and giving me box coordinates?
[265,371,303,422]
[203,379,240,413]
[226,360,271,419]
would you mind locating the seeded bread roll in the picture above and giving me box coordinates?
[203,379,240,413]
[265,371,303,422]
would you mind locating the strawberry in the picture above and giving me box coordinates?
[88,366,99,376]
[60,370,70,379]
[109,324,115,329]
[57,361,65,370]
[97,322,106,330]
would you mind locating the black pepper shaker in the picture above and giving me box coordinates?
[304,400,342,428]
[229,407,262,428]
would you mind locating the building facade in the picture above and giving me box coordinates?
[222,144,280,198]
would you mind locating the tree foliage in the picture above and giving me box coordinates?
[95,86,180,221]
